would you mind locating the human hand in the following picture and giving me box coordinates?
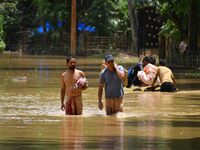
[98,101,103,110]
[70,86,82,92]
[101,63,107,70]
[114,63,118,68]
[61,103,65,111]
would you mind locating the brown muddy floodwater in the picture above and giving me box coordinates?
[0,55,200,150]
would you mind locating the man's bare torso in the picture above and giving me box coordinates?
[61,69,84,97]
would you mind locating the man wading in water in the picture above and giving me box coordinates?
[60,56,88,115]
[98,54,125,115]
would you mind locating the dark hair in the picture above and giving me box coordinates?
[159,59,167,66]
[66,56,75,63]
[142,56,151,63]
[149,56,156,65]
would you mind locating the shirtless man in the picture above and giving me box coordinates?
[60,56,88,115]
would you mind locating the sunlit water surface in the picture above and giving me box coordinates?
[0,55,200,150]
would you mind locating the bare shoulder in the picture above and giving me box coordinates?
[76,69,85,76]
[61,71,67,78]
[76,68,84,73]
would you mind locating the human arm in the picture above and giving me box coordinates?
[60,75,66,111]
[114,64,125,79]
[101,62,107,70]
[171,74,176,85]
[98,83,104,110]
[152,70,159,87]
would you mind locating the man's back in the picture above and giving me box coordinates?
[158,66,174,84]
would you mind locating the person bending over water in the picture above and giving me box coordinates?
[137,56,161,87]
[126,63,142,88]
[60,56,88,115]
[152,59,176,92]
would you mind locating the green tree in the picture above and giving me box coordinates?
[0,1,19,52]
[0,1,19,32]
[0,14,5,52]
[0,0,37,52]
[153,0,190,40]
[32,0,70,44]
[79,0,129,35]
[33,0,69,33]
[1,0,131,54]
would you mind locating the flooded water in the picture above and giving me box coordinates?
[0,55,200,150]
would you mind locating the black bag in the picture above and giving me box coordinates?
[126,63,142,88]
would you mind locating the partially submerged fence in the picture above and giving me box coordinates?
[5,31,131,55]
[170,51,200,68]
[78,35,131,54]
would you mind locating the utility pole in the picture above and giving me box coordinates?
[70,0,77,56]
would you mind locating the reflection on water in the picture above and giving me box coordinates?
[61,117,84,150]
[61,116,125,150]
[0,55,200,149]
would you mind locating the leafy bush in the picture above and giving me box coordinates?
[0,14,5,52]
[0,40,5,53]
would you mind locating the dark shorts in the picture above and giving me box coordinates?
[161,82,176,92]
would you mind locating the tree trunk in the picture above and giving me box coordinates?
[128,0,138,55]
[42,19,47,53]
[189,0,197,53]
[159,35,166,59]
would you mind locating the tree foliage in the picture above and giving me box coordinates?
[32,0,69,30]
[79,0,129,35]
[0,1,19,31]
[1,0,198,53]
[152,0,191,40]
[0,1,19,52]
[0,14,5,52]
[1,0,130,41]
